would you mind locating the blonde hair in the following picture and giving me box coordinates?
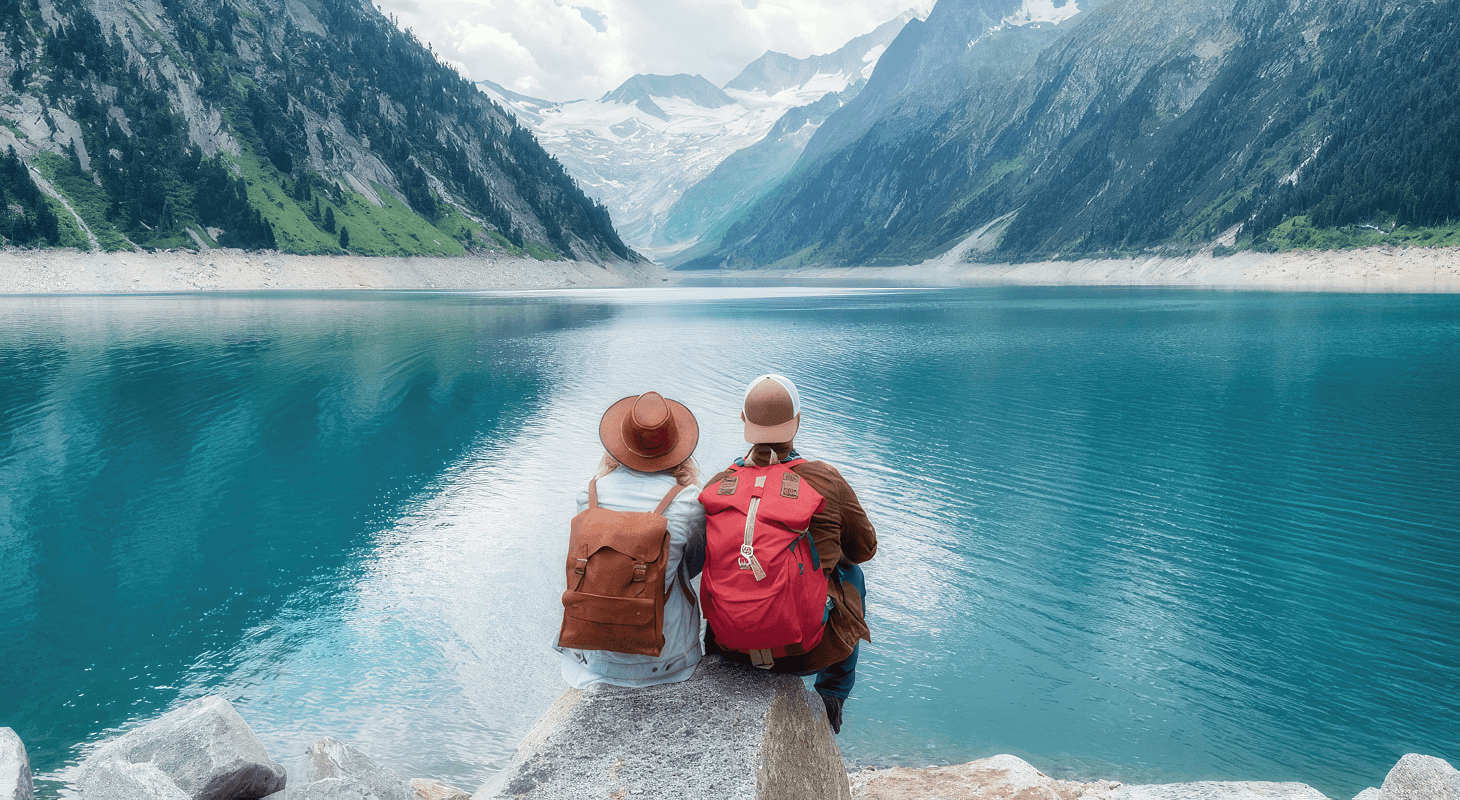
[594,451,700,486]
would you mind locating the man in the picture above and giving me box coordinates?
[699,374,877,733]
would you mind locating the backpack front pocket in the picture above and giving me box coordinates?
[559,590,663,656]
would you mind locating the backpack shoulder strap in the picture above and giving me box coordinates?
[672,568,698,609]
[652,482,686,515]
[586,464,621,509]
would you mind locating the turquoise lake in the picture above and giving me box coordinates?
[1,287,1457,799]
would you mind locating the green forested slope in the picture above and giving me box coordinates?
[0,0,631,259]
[698,0,1460,268]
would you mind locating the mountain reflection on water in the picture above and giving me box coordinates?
[1,288,1456,800]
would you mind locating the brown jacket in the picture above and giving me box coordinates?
[703,458,877,673]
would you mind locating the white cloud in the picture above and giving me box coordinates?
[378,0,935,101]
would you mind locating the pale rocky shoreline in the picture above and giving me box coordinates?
[3,244,1460,294]
[0,249,669,294]
[4,690,1454,800]
[734,244,1460,293]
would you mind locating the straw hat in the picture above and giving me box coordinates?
[599,391,699,472]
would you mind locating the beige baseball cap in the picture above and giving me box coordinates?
[741,374,801,444]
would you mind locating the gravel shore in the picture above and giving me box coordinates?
[0,249,669,294]
[727,245,1460,292]
[3,244,1459,294]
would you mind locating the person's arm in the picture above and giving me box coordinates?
[670,486,707,579]
[828,467,877,564]
[662,477,705,595]
[795,461,878,572]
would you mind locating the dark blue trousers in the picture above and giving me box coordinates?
[799,561,865,699]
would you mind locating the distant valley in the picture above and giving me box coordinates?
[479,11,916,263]
[486,0,1460,270]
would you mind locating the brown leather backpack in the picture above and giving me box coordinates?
[558,476,690,656]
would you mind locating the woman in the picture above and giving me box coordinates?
[557,390,707,688]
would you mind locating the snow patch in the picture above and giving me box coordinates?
[1005,0,1081,27]
[861,45,888,80]
[970,0,1081,48]
[1282,144,1324,186]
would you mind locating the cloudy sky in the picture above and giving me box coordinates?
[374,0,935,102]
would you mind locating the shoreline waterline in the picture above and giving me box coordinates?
[4,244,1460,294]
[0,249,668,294]
[685,245,1460,293]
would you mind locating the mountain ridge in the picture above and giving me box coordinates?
[695,0,1460,268]
[0,0,633,260]
[479,11,918,255]
[600,73,735,109]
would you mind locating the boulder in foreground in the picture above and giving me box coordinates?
[849,754,1119,799]
[264,738,414,800]
[473,654,849,799]
[849,755,1329,800]
[1356,753,1460,800]
[409,778,471,800]
[1,728,34,800]
[75,695,285,800]
[1108,782,1329,799]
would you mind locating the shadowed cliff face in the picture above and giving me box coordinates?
[698,0,1460,268]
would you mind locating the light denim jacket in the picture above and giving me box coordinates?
[557,466,706,688]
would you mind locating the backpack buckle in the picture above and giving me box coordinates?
[632,563,647,582]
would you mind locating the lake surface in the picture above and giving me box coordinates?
[1,287,1457,799]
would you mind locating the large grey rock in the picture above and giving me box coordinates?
[849,755,1121,799]
[1352,789,1382,800]
[1378,754,1460,800]
[265,738,413,800]
[473,655,850,800]
[1107,783,1330,799]
[77,761,191,800]
[1,728,35,800]
[408,779,470,800]
[76,695,286,800]
[849,756,1329,800]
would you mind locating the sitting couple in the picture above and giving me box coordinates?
[555,374,877,734]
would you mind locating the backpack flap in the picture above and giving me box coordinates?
[568,508,668,565]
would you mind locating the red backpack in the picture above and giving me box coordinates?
[698,459,827,668]
[558,477,686,656]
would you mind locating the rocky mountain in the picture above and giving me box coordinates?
[479,10,918,259]
[601,74,736,118]
[724,14,912,95]
[0,0,632,260]
[695,0,1460,268]
[657,90,854,266]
